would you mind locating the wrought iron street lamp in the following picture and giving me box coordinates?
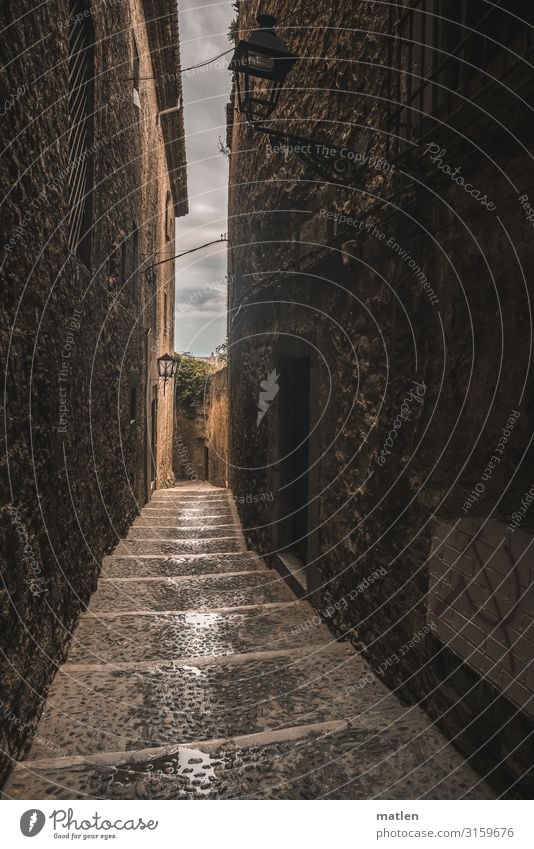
[229,14,296,123]
[228,13,382,188]
[157,352,178,395]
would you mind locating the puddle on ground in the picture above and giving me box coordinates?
[176,746,219,794]
[107,746,222,798]
[182,665,203,677]
[184,612,223,628]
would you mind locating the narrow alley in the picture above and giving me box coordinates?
[3,0,534,831]
[4,484,492,800]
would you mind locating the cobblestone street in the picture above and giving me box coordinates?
[4,484,493,800]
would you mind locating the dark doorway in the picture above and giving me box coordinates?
[203,446,209,481]
[277,357,310,562]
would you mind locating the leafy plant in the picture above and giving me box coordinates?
[215,339,228,362]
[174,354,214,415]
[228,1,239,42]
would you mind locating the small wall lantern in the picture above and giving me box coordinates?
[229,14,297,123]
[157,353,178,395]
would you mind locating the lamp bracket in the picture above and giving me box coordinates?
[253,124,372,188]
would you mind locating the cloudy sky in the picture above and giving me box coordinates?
[174,0,234,356]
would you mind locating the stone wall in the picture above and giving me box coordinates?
[428,518,534,718]
[206,367,229,487]
[227,0,534,796]
[0,0,187,784]
[173,366,229,487]
[174,410,206,482]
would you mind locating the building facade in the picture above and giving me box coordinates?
[0,0,187,781]
[227,1,534,795]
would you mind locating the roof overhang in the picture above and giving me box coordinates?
[142,0,188,216]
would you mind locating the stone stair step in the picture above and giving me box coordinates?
[88,572,294,613]
[126,525,240,540]
[139,507,236,519]
[25,643,400,759]
[65,602,332,666]
[147,502,233,510]
[4,718,494,800]
[160,487,224,493]
[133,516,237,527]
[114,537,243,556]
[146,494,232,502]
[150,493,230,502]
[101,552,264,579]
[144,498,231,504]
[147,503,232,511]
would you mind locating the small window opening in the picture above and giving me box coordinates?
[130,386,137,422]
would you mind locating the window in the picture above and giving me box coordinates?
[120,238,127,287]
[131,224,139,303]
[132,35,141,110]
[119,228,139,302]
[445,1,533,89]
[389,1,436,155]
[133,38,140,89]
[388,1,533,158]
[151,267,157,330]
[165,191,173,241]
[129,373,139,422]
[130,386,137,422]
[68,0,95,266]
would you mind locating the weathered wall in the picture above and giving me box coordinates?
[130,0,176,490]
[428,518,534,721]
[227,0,534,796]
[173,366,229,487]
[206,367,229,487]
[0,0,186,784]
[174,409,206,482]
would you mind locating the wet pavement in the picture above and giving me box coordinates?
[3,483,494,800]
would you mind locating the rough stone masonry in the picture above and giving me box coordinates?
[227,0,534,797]
[0,0,187,784]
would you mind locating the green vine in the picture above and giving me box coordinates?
[173,354,214,416]
[228,1,239,43]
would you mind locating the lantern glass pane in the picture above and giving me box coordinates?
[240,73,280,122]
[248,50,275,73]
[158,355,175,379]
